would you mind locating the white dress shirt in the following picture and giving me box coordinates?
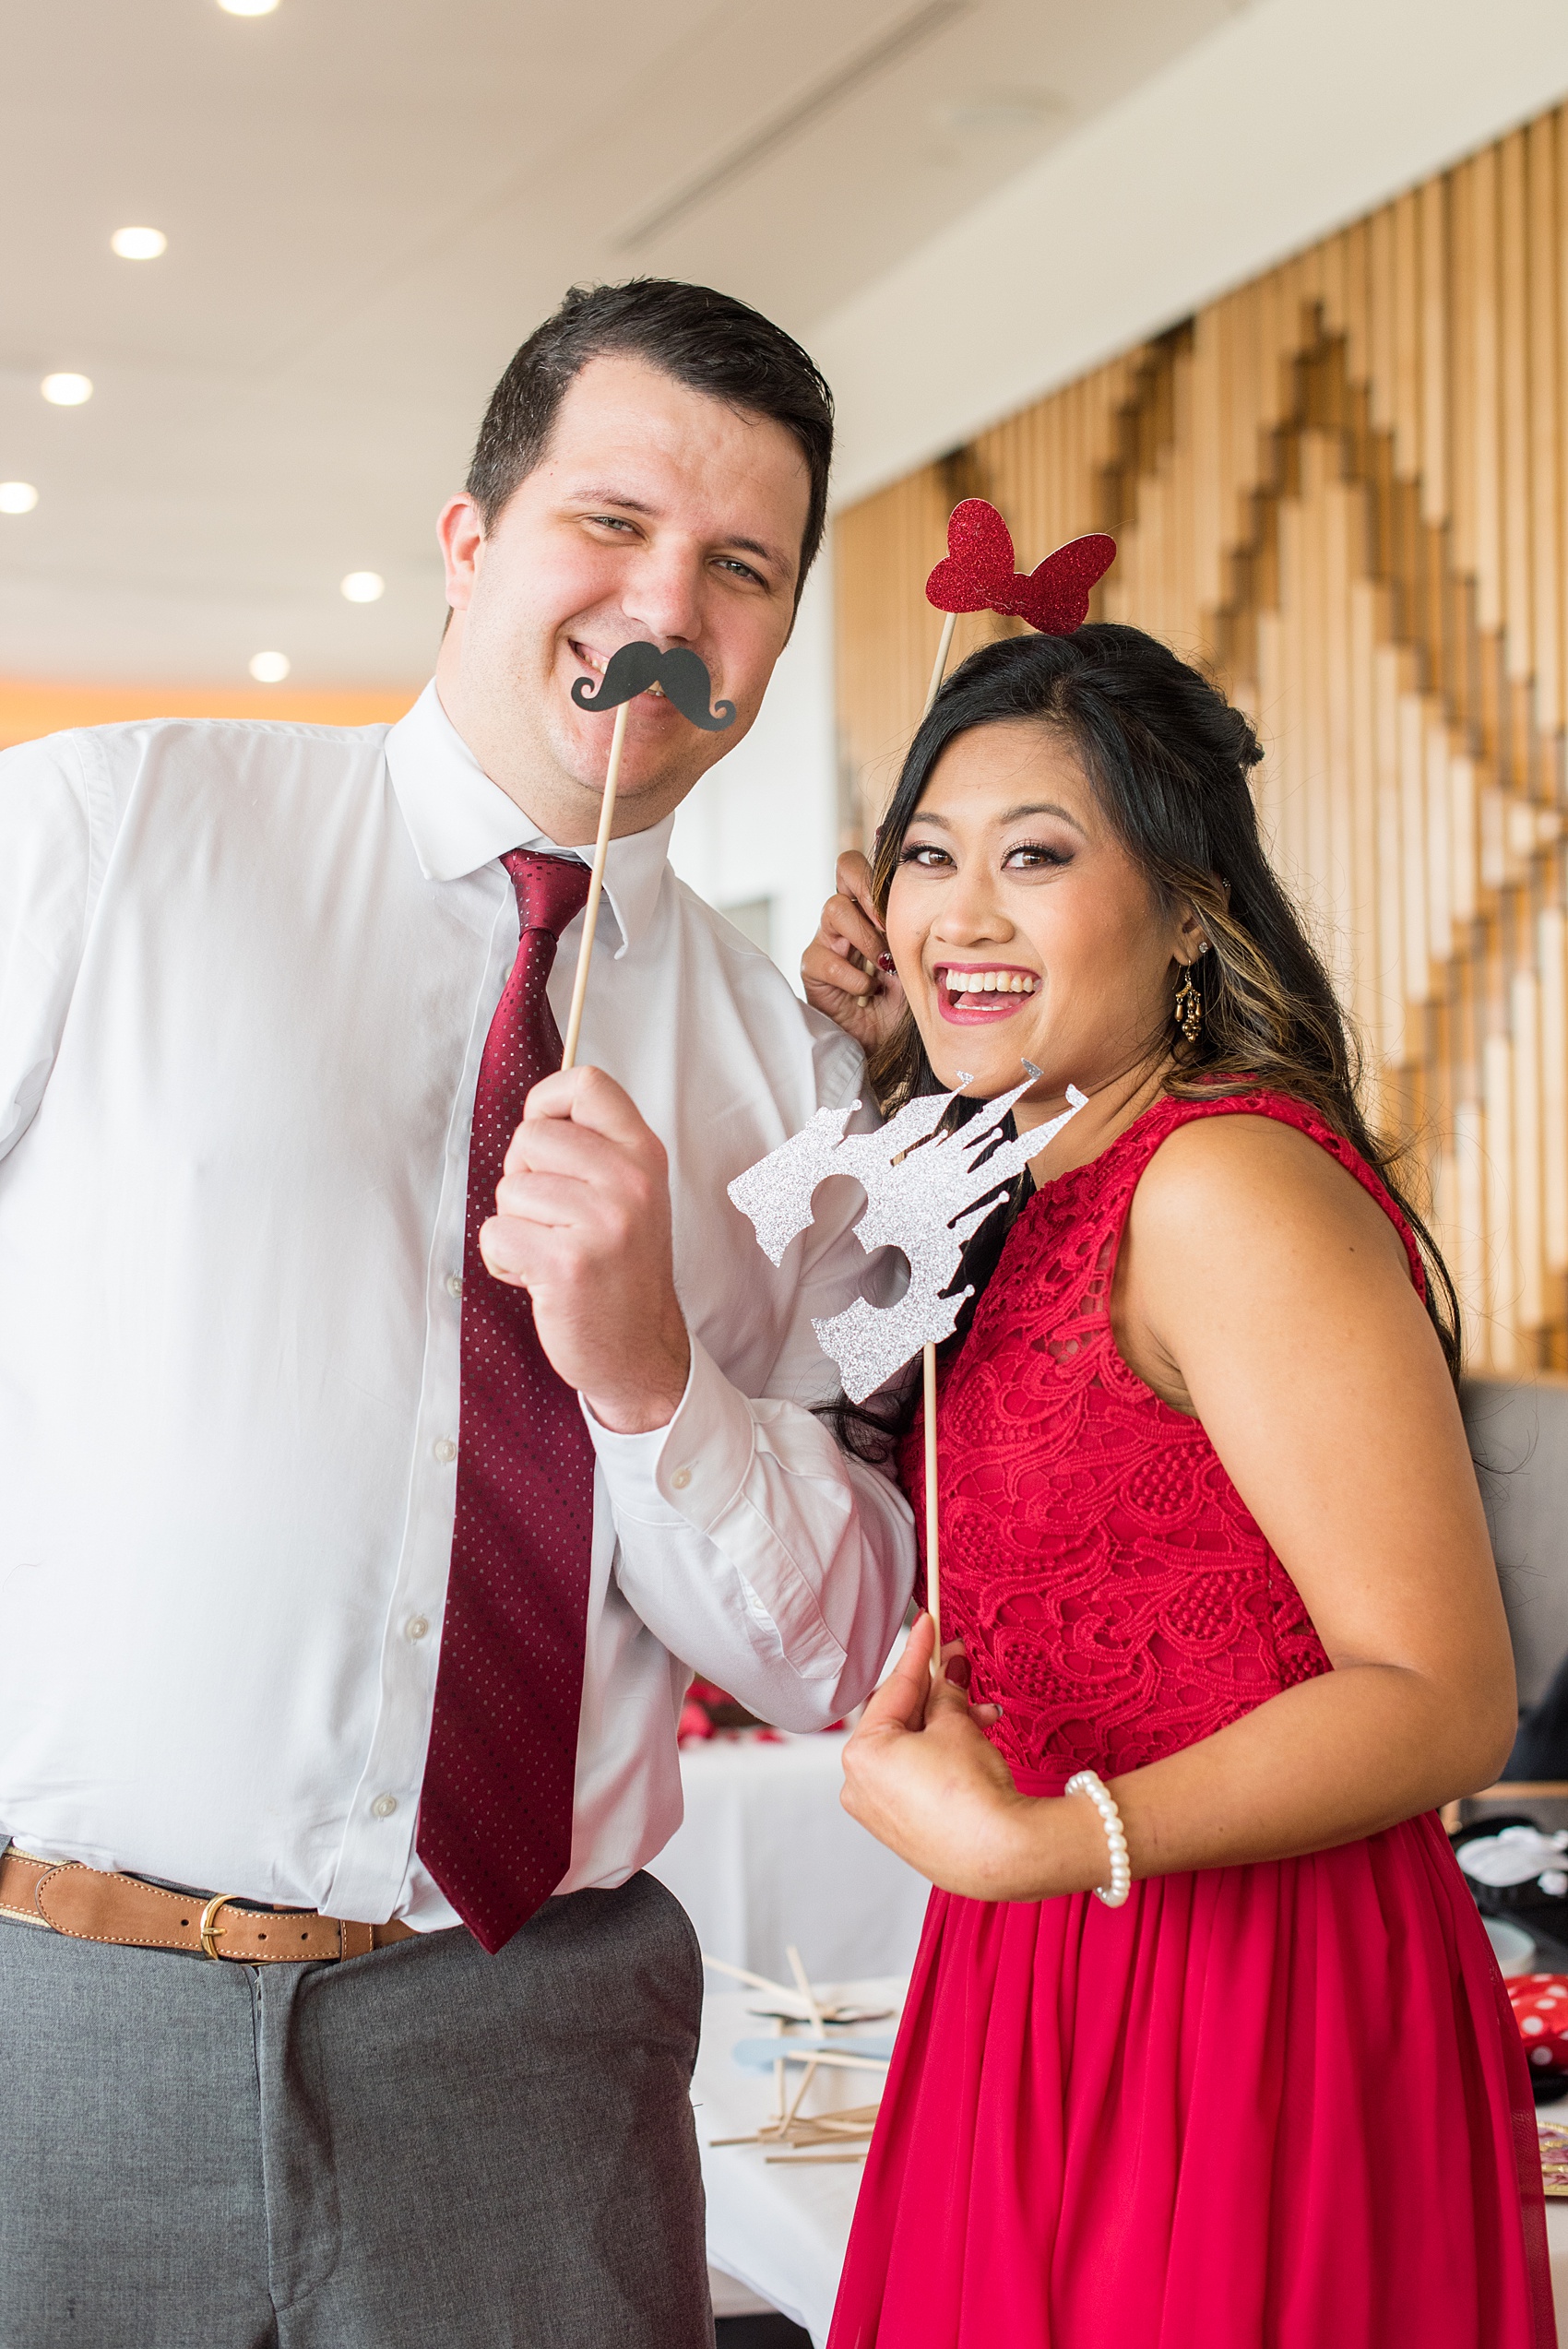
[0,682,913,1927]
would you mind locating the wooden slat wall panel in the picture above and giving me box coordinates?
[835,99,1568,1369]
[1528,117,1562,734]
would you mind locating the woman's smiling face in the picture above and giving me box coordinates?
[884,718,1199,1114]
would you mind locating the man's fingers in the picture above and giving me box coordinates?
[801,942,873,1001]
[835,851,882,931]
[822,892,885,967]
[478,1213,545,1284]
[492,1169,602,1228]
[521,1063,656,1153]
[500,1113,639,1185]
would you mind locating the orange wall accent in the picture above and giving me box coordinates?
[0,676,422,751]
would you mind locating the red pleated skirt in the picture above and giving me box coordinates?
[828,1813,1552,2348]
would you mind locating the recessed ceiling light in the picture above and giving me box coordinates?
[42,374,93,408]
[340,571,385,603]
[0,482,39,515]
[219,0,279,14]
[111,226,168,261]
[248,650,291,683]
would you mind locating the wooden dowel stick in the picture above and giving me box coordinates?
[923,1341,942,1676]
[786,1943,826,2036]
[766,2049,888,2075]
[923,611,957,718]
[735,2047,889,2079]
[561,696,630,1072]
[919,607,956,1682]
[784,2058,820,2128]
[700,1953,798,2003]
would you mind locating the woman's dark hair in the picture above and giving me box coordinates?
[466,279,834,606]
[865,623,1462,1379]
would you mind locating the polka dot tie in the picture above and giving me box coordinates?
[417,849,596,1953]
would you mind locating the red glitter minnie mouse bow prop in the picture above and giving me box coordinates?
[925,498,1116,635]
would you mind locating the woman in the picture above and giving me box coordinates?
[802,624,1550,2348]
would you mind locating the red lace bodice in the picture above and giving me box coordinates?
[899,1089,1427,1793]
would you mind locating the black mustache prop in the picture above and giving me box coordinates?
[570,640,736,730]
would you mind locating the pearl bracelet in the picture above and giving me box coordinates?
[1064,1770,1132,1908]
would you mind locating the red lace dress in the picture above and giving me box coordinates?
[828,1091,1551,2349]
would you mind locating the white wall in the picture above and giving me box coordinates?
[669,563,837,996]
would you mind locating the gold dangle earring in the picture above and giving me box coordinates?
[1174,963,1203,1044]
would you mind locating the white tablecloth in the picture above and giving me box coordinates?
[648,1729,932,1986]
[695,1975,1568,2347]
[695,1975,906,2346]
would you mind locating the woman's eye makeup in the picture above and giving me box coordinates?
[897,836,1071,872]
[1004,839,1071,870]
[898,840,954,869]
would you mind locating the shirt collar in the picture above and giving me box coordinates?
[384,679,674,956]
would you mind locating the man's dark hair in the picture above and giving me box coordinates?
[466,279,835,603]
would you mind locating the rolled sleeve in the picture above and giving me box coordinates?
[585,1336,915,1726]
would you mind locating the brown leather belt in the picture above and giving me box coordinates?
[0,1845,418,1963]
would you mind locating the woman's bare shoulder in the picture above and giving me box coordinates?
[1126,1109,1411,1285]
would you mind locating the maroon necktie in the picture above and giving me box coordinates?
[418,849,596,1953]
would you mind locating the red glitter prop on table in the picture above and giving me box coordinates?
[925,498,1116,635]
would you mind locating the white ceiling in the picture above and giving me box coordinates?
[0,0,1238,686]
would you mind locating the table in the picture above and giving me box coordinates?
[695,1975,1568,2348]
[696,1975,905,2346]
[648,1729,932,1986]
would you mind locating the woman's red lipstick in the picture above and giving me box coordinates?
[932,963,1040,1026]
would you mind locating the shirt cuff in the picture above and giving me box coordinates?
[583,1335,757,1532]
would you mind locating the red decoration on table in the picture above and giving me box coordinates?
[1507,1973,1568,2074]
[678,1679,779,1744]
[676,1679,842,1745]
[924,498,1116,635]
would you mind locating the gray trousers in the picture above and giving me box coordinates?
[0,1870,712,2349]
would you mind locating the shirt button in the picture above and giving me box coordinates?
[406,1615,430,1642]
[371,1794,398,1820]
[446,1273,463,1299]
[434,1437,457,1464]
[671,1465,693,1491]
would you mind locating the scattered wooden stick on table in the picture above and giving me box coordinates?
[787,1942,826,2036]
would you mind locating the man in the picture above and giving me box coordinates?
[0,279,913,2348]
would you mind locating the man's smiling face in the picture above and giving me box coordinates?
[434,352,811,842]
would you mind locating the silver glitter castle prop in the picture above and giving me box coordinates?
[728,1078,1087,1403]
